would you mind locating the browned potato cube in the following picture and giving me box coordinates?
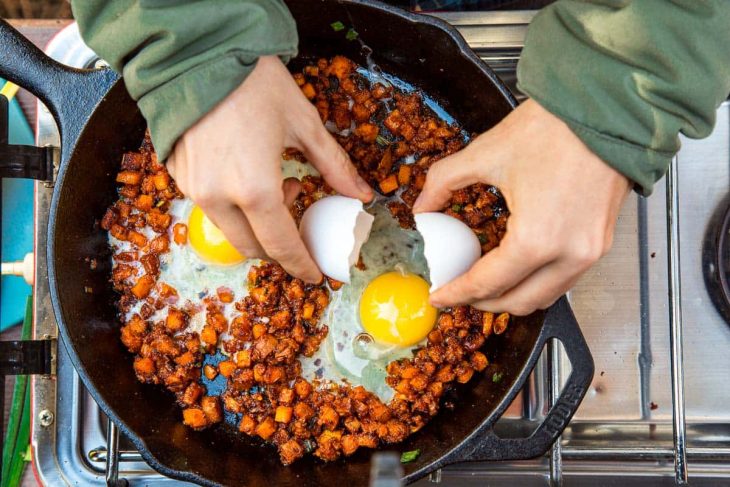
[182,408,207,429]
[275,406,293,423]
[201,396,223,423]
[255,417,276,440]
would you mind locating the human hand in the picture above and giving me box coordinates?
[412,99,631,315]
[167,55,373,283]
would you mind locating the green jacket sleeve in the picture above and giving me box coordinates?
[71,0,298,160]
[517,0,730,195]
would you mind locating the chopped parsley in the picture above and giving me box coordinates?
[400,449,421,463]
[492,371,504,383]
[375,135,390,146]
[330,21,345,32]
[451,204,462,213]
[477,234,488,244]
[345,28,359,41]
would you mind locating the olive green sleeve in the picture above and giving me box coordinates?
[517,0,730,195]
[71,0,298,160]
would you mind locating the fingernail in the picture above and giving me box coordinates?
[429,293,444,308]
[356,176,373,200]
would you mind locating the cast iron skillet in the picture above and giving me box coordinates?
[0,1,594,485]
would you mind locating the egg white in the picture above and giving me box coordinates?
[300,204,430,402]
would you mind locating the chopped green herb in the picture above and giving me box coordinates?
[22,444,31,462]
[345,28,359,41]
[155,199,165,207]
[400,449,421,463]
[451,204,462,213]
[477,234,488,244]
[330,21,345,32]
[375,135,390,146]
[492,371,504,383]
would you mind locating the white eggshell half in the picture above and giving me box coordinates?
[299,195,374,283]
[415,212,481,291]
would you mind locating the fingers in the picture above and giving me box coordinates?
[471,260,581,315]
[199,203,266,260]
[282,178,302,207]
[472,261,579,316]
[236,191,322,283]
[296,113,373,202]
[429,231,556,308]
[412,146,485,213]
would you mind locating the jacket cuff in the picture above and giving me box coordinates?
[137,52,258,161]
[517,88,671,197]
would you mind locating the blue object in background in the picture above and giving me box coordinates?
[1,78,35,331]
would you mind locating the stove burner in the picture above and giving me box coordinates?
[703,194,730,324]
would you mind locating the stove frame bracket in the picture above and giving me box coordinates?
[0,339,55,376]
[0,95,55,182]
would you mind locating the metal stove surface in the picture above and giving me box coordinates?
[29,13,730,487]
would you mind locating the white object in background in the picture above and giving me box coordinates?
[2,252,34,285]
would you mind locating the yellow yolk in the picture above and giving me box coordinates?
[359,271,438,346]
[187,205,245,265]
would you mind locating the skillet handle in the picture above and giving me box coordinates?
[457,297,594,462]
[0,19,118,166]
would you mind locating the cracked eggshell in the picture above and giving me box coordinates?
[415,212,481,291]
[299,195,374,283]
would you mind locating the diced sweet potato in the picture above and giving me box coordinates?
[151,172,170,191]
[318,405,339,429]
[182,408,207,429]
[275,406,293,423]
[180,382,204,406]
[378,174,398,194]
[234,350,251,368]
[279,439,305,465]
[116,170,141,185]
[341,434,359,456]
[482,312,494,336]
[200,324,217,346]
[174,351,195,366]
[150,235,169,253]
[134,194,153,211]
[294,379,312,398]
[201,396,223,423]
[294,402,314,420]
[166,308,188,333]
[494,313,509,335]
[239,415,257,435]
[301,83,316,100]
[203,364,218,380]
[173,223,188,245]
[255,417,276,440]
[301,302,315,320]
[218,360,237,378]
[131,275,155,299]
[252,323,266,339]
[133,357,155,376]
[397,164,412,185]
[217,286,234,303]
[127,230,148,248]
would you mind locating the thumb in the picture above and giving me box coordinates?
[298,122,373,202]
[412,146,484,213]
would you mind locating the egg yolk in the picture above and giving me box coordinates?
[359,271,438,346]
[187,205,245,265]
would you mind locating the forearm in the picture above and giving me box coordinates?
[71,0,298,160]
[517,0,730,195]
